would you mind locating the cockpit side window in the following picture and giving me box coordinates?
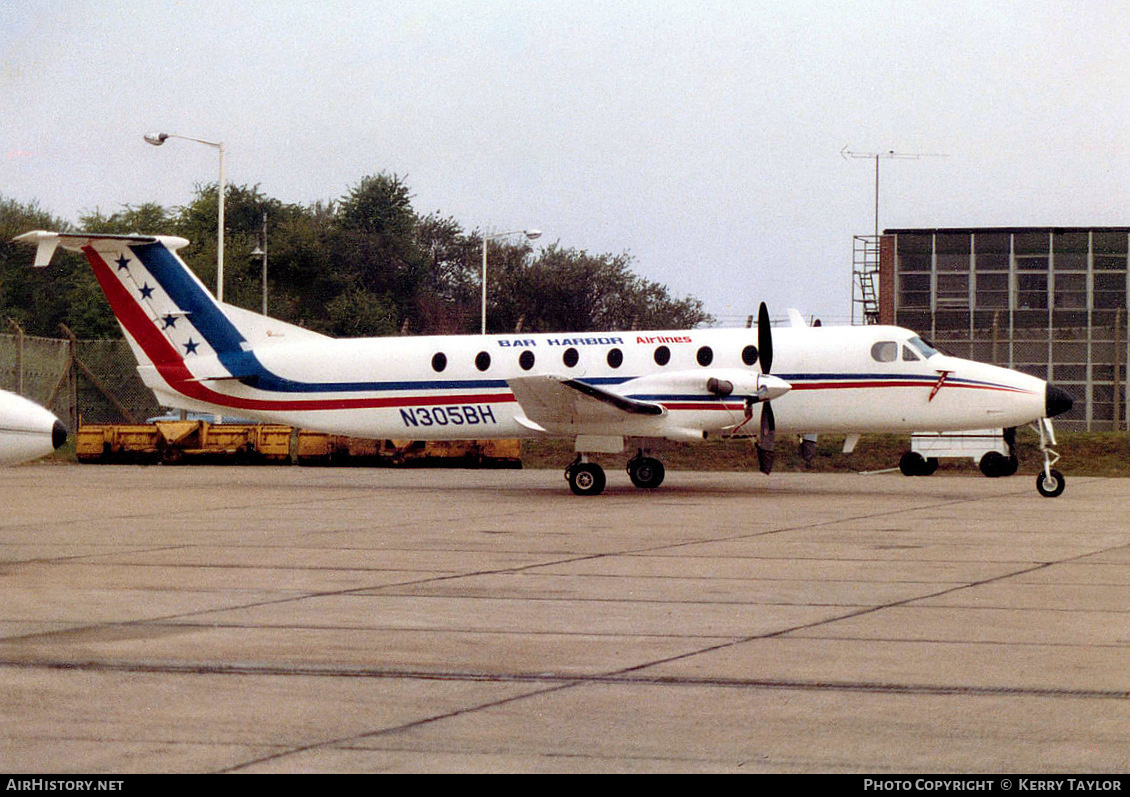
[902,345,920,362]
[906,336,939,359]
[870,341,898,363]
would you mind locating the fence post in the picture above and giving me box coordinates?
[7,319,24,395]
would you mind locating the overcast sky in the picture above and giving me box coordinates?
[3,0,1128,326]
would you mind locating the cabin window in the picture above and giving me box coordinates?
[742,345,758,366]
[475,351,491,371]
[871,341,898,363]
[607,348,624,368]
[563,347,579,368]
[519,350,535,371]
[654,346,670,366]
[431,352,447,372]
[696,346,713,366]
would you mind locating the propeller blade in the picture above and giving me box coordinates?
[756,402,776,475]
[758,302,773,374]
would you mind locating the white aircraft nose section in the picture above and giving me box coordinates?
[0,390,67,466]
[758,373,791,402]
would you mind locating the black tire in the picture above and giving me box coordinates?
[919,457,939,476]
[899,451,926,477]
[979,451,1008,478]
[568,463,607,496]
[1036,469,1065,498]
[628,457,665,489]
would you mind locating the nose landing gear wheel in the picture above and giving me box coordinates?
[1036,468,1065,498]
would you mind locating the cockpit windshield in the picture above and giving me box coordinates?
[906,336,939,359]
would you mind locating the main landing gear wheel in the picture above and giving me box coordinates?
[899,451,938,476]
[1036,468,1066,498]
[566,461,607,496]
[627,455,665,489]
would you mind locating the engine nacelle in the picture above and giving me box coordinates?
[0,390,67,466]
[621,369,790,403]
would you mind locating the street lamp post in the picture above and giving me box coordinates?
[144,132,227,302]
[250,212,268,316]
[481,228,541,334]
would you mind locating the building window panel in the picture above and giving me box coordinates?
[1017,273,1047,308]
[975,291,1009,308]
[1016,255,1049,271]
[1092,365,1116,383]
[898,253,932,272]
[1053,231,1089,253]
[936,233,971,256]
[1053,273,1086,308]
[1014,309,1049,328]
[899,273,930,308]
[1095,254,1128,271]
[1053,252,1087,271]
[899,233,933,254]
[1094,231,1128,255]
[1052,341,1088,362]
[1093,272,1126,309]
[937,253,970,272]
[1014,232,1050,254]
[975,253,1010,271]
[1094,292,1125,309]
[937,273,969,299]
[974,232,1011,254]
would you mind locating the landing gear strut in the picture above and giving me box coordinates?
[1034,419,1065,498]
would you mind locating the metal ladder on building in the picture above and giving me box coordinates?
[852,235,881,325]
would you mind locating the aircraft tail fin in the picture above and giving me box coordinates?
[13,230,327,405]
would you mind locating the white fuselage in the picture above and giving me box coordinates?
[15,230,1055,454]
[136,324,1047,444]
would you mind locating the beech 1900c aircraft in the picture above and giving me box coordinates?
[17,230,1074,496]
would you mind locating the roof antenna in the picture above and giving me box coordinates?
[841,147,949,238]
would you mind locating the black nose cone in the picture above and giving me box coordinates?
[52,420,67,450]
[1046,385,1074,418]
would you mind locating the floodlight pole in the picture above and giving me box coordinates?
[144,132,227,302]
[481,228,542,334]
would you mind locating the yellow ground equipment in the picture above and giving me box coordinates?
[76,422,521,468]
[296,432,521,468]
[77,421,292,464]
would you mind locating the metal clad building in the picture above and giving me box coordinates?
[863,227,1130,431]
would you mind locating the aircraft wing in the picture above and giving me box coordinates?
[508,375,665,432]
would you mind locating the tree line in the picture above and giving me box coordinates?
[0,173,711,340]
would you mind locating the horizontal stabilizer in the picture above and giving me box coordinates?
[13,230,181,267]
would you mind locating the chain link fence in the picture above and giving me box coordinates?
[1,332,162,431]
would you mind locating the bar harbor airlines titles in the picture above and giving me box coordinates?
[8,229,1075,496]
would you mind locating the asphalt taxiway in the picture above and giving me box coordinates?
[1,464,1129,773]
